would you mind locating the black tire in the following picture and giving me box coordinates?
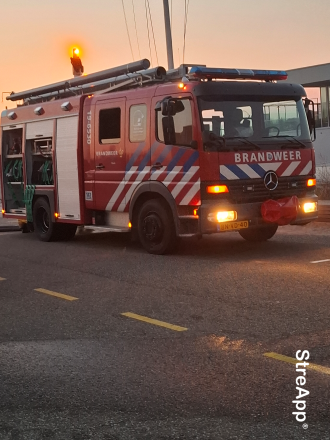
[239,224,278,242]
[33,197,59,242]
[137,199,177,255]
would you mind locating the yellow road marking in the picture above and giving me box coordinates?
[0,277,6,281]
[122,312,188,332]
[34,288,78,301]
[264,352,330,376]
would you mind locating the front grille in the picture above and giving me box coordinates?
[228,176,309,203]
[202,176,310,204]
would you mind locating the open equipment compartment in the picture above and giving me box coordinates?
[1,126,25,214]
[25,137,53,186]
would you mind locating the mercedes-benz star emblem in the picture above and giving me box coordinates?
[264,171,278,191]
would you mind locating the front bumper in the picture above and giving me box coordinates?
[198,194,318,234]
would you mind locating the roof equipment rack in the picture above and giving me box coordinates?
[23,66,167,104]
[7,59,151,102]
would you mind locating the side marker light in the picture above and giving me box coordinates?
[54,212,59,218]
[1,209,5,214]
[128,222,132,228]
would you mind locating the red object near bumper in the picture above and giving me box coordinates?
[261,196,299,225]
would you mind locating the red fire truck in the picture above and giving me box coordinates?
[0,59,318,254]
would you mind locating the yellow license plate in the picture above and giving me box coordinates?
[219,221,249,231]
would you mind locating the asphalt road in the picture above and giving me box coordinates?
[0,223,330,440]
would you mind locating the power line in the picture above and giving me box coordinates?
[131,0,141,59]
[121,0,134,61]
[170,0,172,31]
[145,0,153,66]
[146,0,159,66]
[183,0,190,64]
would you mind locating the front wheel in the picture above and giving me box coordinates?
[137,199,177,255]
[239,224,278,242]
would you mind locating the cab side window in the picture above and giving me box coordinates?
[99,108,121,144]
[156,99,193,146]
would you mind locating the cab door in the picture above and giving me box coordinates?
[124,99,150,209]
[150,94,201,207]
[94,98,126,211]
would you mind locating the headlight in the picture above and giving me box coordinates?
[208,210,237,222]
[303,202,317,213]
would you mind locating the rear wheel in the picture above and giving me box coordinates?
[137,199,177,255]
[239,224,278,242]
[33,198,58,242]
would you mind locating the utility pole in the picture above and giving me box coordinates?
[163,0,174,70]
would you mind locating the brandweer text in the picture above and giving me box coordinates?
[235,151,302,163]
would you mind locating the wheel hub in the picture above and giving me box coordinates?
[142,214,163,242]
[37,208,49,233]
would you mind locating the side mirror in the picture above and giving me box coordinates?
[161,98,175,116]
[304,98,316,141]
[161,98,176,116]
[162,116,176,145]
[161,98,185,116]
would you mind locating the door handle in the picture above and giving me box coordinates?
[96,164,105,169]
[151,162,164,170]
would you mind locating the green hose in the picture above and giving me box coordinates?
[40,161,53,185]
[5,159,23,207]
[24,185,36,222]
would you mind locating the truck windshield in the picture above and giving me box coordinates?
[199,97,311,150]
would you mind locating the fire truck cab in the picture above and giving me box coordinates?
[0,60,318,254]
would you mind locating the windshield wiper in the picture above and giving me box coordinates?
[224,137,260,150]
[276,136,307,149]
[261,135,306,149]
[203,132,231,152]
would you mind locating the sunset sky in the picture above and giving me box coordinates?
[1,0,329,111]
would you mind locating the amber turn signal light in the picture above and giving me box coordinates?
[207,185,229,194]
[307,178,316,187]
